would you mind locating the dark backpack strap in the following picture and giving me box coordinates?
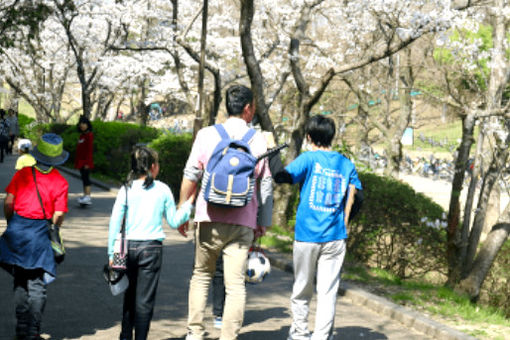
[214,124,230,140]
[119,184,128,254]
[241,128,256,144]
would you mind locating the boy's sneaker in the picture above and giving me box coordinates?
[78,195,92,205]
[185,332,203,340]
[213,316,222,329]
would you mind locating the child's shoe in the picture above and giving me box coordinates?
[78,195,92,205]
[213,316,222,329]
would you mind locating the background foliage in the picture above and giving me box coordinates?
[348,172,447,279]
[148,133,193,200]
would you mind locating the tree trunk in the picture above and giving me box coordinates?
[239,0,273,134]
[6,85,19,112]
[272,184,293,229]
[137,79,148,126]
[383,50,413,178]
[462,120,485,251]
[484,186,500,240]
[463,145,509,277]
[383,137,402,177]
[457,0,509,284]
[446,112,476,286]
[456,202,510,301]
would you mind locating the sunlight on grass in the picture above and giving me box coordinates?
[260,225,294,254]
[340,264,510,329]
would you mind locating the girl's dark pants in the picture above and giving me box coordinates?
[13,267,47,338]
[212,253,225,317]
[120,240,162,340]
[79,167,91,187]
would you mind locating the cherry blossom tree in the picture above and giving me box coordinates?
[0,0,52,52]
[239,0,479,226]
[412,0,510,295]
[0,14,75,122]
[451,0,509,299]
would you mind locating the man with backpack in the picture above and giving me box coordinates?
[178,85,273,340]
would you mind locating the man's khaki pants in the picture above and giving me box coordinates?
[187,222,254,340]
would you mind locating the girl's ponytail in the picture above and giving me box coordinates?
[127,145,158,189]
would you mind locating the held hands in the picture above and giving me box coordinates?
[254,225,267,241]
[177,196,195,238]
[178,221,190,237]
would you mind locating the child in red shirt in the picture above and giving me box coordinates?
[75,115,94,205]
[0,133,69,339]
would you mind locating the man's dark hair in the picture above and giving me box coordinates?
[225,85,253,116]
[305,114,336,147]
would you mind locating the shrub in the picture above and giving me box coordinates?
[483,239,510,318]
[24,120,161,182]
[60,121,161,181]
[348,172,447,279]
[149,132,193,201]
[17,113,36,138]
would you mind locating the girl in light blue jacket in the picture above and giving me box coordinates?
[108,145,193,340]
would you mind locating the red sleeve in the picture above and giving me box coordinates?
[53,175,69,213]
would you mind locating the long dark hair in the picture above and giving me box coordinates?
[127,145,158,189]
[77,115,93,133]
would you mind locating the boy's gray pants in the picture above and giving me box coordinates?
[288,239,346,340]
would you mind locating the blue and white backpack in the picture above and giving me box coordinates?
[202,124,257,207]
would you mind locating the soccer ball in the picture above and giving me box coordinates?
[245,247,271,283]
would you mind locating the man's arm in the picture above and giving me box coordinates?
[344,184,357,226]
[177,177,198,237]
[264,132,293,184]
[179,177,198,206]
[4,193,14,222]
[255,175,273,240]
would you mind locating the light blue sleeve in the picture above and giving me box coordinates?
[163,185,192,228]
[107,187,127,259]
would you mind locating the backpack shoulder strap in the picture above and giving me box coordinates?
[241,128,256,144]
[214,124,230,140]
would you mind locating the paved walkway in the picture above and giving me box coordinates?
[0,152,474,340]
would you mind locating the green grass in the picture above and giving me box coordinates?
[404,121,479,155]
[342,264,510,329]
[260,225,294,253]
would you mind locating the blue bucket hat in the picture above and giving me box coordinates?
[30,133,69,166]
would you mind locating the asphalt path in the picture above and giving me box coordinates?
[0,152,435,340]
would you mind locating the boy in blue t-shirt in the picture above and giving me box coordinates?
[267,114,362,340]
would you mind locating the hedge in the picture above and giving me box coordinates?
[348,172,448,279]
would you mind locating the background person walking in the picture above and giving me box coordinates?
[0,109,10,163]
[75,115,94,205]
[0,133,69,340]
[108,145,193,340]
[15,139,36,170]
[6,109,19,155]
